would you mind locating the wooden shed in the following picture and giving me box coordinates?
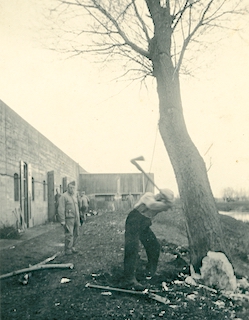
[78,172,155,213]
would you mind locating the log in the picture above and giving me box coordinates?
[18,252,62,285]
[0,263,74,280]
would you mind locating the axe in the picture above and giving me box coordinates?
[85,283,169,304]
[130,156,162,194]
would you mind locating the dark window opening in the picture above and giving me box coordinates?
[32,177,35,201]
[14,173,19,201]
[43,181,46,201]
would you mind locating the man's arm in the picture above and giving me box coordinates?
[138,193,173,211]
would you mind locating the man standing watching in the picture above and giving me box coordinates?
[78,191,90,223]
[123,188,174,289]
[126,192,135,209]
[58,181,80,255]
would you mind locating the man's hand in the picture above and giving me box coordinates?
[61,221,65,226]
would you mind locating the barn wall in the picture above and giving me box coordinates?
[79,173,154,195]
[78,173,154,213]
[0,100,86,228]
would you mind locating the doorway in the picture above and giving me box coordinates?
[20,161,32,228]
[47,171,55,222]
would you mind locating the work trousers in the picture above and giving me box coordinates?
[124,209,160,280]
[79,206,88,225]
[64,218,79,251]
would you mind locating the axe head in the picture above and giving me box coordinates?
[130,156,145,164]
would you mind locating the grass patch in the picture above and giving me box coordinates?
[0,225,21,239]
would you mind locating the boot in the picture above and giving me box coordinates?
[122,277,146,291]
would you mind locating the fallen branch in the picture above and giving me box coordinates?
[18,252,62,285]
[85,283,169,304]
[31,252,61,267]
[0,263,74,280]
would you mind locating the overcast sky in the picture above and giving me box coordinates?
[1,0,249,197]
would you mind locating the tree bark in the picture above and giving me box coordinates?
[147,2,229,272]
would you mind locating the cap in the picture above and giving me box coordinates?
[160,188,174,201]
[68,181,75,186]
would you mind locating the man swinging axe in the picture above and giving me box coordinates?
[123,156,174,290]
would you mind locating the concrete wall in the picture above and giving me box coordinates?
[0,100,86,228]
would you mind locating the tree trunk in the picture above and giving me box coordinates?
[150,38,229,272]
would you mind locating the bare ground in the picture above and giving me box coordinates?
[0,209,249,320]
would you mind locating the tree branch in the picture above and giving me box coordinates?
[90,0,150,58]
[132,0,151,43]
[172,0,189,31]
[174,0,215,74]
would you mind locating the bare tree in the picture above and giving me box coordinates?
[223,187,249,202]
[223,187,236,202]
[47,0,246,272]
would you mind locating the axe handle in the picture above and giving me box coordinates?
[85,283,169,304]
[86,283,145,295]
[131,160,161,193]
